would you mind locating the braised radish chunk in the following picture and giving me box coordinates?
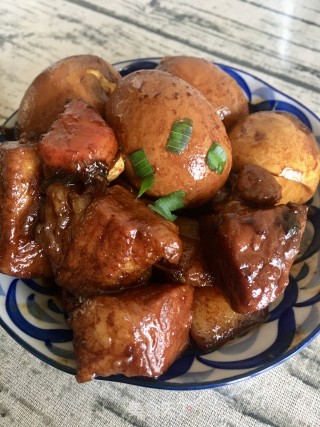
[38,99,122,181]
[69,283,194,382]
[38,184,182,295]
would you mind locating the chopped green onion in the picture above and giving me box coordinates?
[206,143,227,175]
[271,101,279,111]
[129,149,155,197]
[137,174,155,198]
[166,118,193,154]
[129,149,154,179]
[148,190,186,222]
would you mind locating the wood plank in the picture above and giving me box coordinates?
[71,0,320,91]
[1,0,319,123]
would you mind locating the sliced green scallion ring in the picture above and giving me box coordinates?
[166,118,193,154]
[137,174,155,198]
[148,190,186,222]
[206,143,227,175]
[129,149,155,197]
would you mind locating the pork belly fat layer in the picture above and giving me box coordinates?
[70,283,194,382]
[39,184,182,295]
[200,201,308,313]
[0,141,51,277]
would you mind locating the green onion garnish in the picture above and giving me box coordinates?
[148,190,186,222]
[166,118,193,154]
[206,143,227,175]
[129,149,155,197]
[138,174,155,198]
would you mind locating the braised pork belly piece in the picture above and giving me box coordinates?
[233,164,282,207]
[201,201,308,313]
[37,184,182,295]
[159,217,215,287]
[38,99,123,181]
[212,164,283,210]
[191,286,267,352]
[68,283,194,382]
[0,141,51,277]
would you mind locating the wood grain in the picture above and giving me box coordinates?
[1,0,319,122]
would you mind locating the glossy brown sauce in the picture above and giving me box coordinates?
[0,96,310,382]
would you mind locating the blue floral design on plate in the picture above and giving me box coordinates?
[0,58,319,390]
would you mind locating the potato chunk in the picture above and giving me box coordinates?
[69,283,194,382]
[191,287,267,351]
[0,141,51,277]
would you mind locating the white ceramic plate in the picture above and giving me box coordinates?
[0,58,319,389]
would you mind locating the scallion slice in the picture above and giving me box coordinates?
[206,143,227,175]
[148,190,186,222]
[166,118,193,154]
[129,149,155,197]
[137,174,155,198]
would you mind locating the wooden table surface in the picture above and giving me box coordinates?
[0,1,319,426]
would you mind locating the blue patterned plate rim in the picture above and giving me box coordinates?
[1,275,319,390]
[0,58,319,390]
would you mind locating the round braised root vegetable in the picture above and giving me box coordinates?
[229,111,320,204]
[17,54,121,140]
[106,69,232,207]
[156,55,249,130]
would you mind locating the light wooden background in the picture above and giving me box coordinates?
[1,0,320,122]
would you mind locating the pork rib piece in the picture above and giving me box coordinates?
[38,99,120,180]
[200,201,308,313]
[69,283,194,382]
[0,141,51,277]
[38,184,182,295]
[159,217,215,287]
